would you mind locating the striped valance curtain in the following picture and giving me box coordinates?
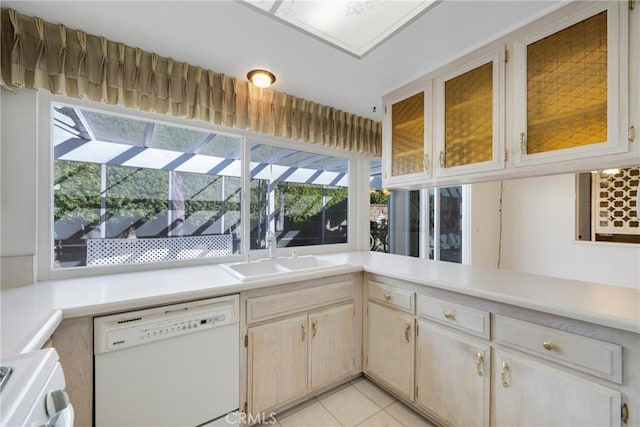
[0,8,382,156]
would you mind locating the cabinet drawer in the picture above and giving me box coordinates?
[417,295,489,339]
[494,315,622,384]
[246,280,354,324]
[368,281,414,313]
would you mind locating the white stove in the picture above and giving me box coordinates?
[0,348,73,427]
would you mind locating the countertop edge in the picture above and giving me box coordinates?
[21,310,63,354]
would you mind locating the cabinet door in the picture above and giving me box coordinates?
[248,315,308,414]
[494,349,622,427]
[366,301,415,401]
[416,321,489,426]
[434,48,505,177]
[512,1,629,166]
[309,303,356,390]
[382,79,432,187]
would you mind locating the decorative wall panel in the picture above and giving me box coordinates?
[594,167,639,236]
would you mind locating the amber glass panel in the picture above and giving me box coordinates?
[444,62,493,168]
[527,11,607,154]
[391,92,424,176]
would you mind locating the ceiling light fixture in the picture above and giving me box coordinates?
[247,69,276,88]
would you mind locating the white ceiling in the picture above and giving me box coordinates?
[4,1,562,121]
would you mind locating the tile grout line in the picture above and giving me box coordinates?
[315,395,347,427]
[383,405,409,427]
[353,408,386,427]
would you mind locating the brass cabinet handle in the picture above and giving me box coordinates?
[312,320,317,338]
[543,341,555,351]
[501,362,510,388]
[476,352,484,377]
[443,311,455,320]
[423,153,429,172]
[519,132,527,155]
[301,324,306,341]
[404,323,411,343]
[439,150,445,168]
[384,294,392,301]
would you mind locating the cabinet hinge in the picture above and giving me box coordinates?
[244,402,248,414]
[629,126,636,142]
[629,0,635,10]
[416,323,419,336]
[621,403,629,424]
[504,48,509,63]
[416,386,419,399]
[504,150,509,162]
[244,334,248,347]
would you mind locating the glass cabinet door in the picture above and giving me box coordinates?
[391,91,425,177]
[444,61,494,168]
[435,49,505,177]
[513,2,628,165]
[382,80,432,186]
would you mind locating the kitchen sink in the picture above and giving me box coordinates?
[220,256,347,281]
[277,256,336,270]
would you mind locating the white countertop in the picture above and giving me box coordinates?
[2,251,639,360]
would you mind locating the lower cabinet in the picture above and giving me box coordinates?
[248,315,308,414]
[366,301,415,401]
[310,303,356,390]
[494,349,622,427]
[416,321,490,426]
[243,276,361,415]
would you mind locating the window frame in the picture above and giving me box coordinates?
[422,186,470,263]
[38,93,358,280]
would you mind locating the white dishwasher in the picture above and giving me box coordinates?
[94,295,239,427]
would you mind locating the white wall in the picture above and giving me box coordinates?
[498,174,640,289]
[1,89,38,287]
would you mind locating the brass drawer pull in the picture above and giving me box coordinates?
[476,352,484,377]
[384,294,392,301]
[501,362,510,388]
[404,323,411,343]
[543,341,555,351]
[443,311,455,320]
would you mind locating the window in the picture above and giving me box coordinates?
[370,169,467,264]
[576,167,639,244]
[429,187,464,262]
[51,104,351,270]
[249,143,349,249]
[369,160,389,252]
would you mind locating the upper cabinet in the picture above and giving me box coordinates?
[382,78,432,187]
[434,49,505,177]
[511,1,629,166]
[382,1,637,189]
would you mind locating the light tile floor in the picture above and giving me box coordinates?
[272,377,437,427]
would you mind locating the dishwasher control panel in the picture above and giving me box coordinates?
[94,295,239,354]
